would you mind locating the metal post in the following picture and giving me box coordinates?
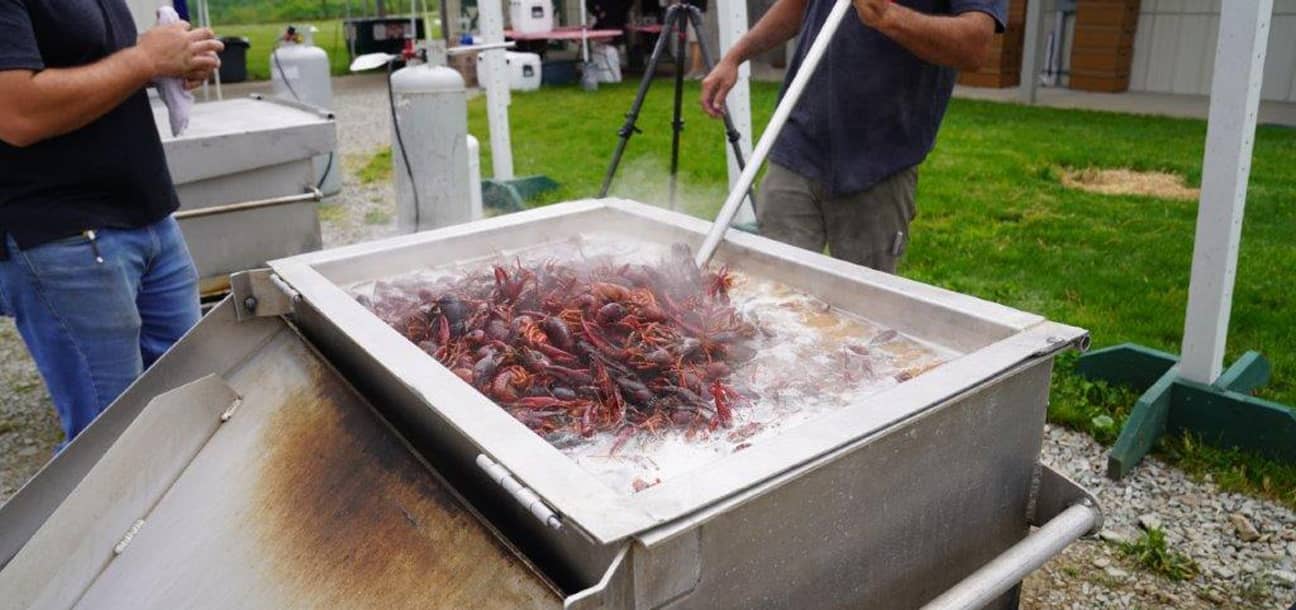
[598,5,682,198]
[715,0,756,225]
[1179,0,1271,384]
[1016,0,1047,104]
[669,6,688,210]
[479,0,515,179]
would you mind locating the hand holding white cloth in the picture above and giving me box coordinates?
[154,6,193,137]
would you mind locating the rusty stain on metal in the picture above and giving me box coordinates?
[249,361,560,609]
[199,274,233,299]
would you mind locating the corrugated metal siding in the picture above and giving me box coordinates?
[1129,0,1296,101]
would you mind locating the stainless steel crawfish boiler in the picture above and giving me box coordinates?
[0,200,1100,610]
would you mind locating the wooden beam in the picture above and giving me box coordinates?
[1179,0,1271,383]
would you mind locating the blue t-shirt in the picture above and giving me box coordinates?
[769,0,1007,196]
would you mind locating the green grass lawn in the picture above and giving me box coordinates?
[367,79,1296,506]
[212,20,351,80]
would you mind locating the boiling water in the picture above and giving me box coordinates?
[349,234,958,495]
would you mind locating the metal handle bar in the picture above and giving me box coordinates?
[173,188,323,220]
[920,502,1101,610]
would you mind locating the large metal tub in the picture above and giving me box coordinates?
[0,199,1099,609]
[153,95,336,295]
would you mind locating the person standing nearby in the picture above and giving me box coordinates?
[701,0,1004,272]
[0,0,223,444]
[684,0,714,79]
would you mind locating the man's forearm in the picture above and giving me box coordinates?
[872,5,994,72]
[721,0,807,66]
[0,48,155,147]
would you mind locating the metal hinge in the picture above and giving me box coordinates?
[219,396,245,422]
[229,268,299,321]
[113,519,146,555]
[476,454,562,530]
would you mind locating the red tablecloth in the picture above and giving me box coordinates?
[504,26,623,41]
[624,24,663,34]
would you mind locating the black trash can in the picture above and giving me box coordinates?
[217,36,250,83]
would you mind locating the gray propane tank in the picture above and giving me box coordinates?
[389,56,473,232]
[271,26,341,196]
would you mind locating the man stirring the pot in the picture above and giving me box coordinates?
[701,0,1005,272]
[0,0,222,444]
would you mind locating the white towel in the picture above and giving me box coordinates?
[154,6,193,137]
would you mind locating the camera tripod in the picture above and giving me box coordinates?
[597,2,757,213]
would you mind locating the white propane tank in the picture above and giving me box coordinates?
[504,51,542,91]
[508,0,553,33]
[390,63,473,232]
[271,26,341,196]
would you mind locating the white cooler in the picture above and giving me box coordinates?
[504,51,542,91]
[509,0,553,33]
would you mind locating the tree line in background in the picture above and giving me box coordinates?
[207,0,405,25]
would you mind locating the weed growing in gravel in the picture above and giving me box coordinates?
[1118,528,1198,582]
[317,204,346,224]
[1047,356,1138,446]
[358,149,392,185]
[1238,577,1272,606]
[363,209,391,225]
[1162,434,1296,509]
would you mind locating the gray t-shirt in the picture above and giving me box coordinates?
[769,0,1007,196]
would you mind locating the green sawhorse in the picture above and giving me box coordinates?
[1077,344,1296,479]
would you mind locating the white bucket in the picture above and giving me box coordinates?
[590,43,621,83]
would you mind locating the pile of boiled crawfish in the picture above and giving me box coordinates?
[357,244,758,449]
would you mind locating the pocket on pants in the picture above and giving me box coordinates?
[21,234,104,274]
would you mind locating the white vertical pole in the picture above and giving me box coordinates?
[1179,0,1271,384]
[1016,0,1046,104]
[579,0,589,63]
[717,0,756,224]
[445,0,462,40]
[479,0,515,179]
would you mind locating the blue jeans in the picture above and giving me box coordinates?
[0,216,200,444]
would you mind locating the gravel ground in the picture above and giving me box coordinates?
[1022,424,1296,609]
[0,319,60,502]
[1,75,1293,608]
[315,73,403,248]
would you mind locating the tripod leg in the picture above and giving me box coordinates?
[686,6,758,215]
[668,7,687,210]
[598,6,681,198]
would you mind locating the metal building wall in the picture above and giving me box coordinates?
[1128,0,1296,102]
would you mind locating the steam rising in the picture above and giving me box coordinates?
[604,156,731,218]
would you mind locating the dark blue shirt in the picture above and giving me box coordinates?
[0,0,179,256]
[769,0,1006,196]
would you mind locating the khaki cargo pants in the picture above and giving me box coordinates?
[757,162,918,273]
